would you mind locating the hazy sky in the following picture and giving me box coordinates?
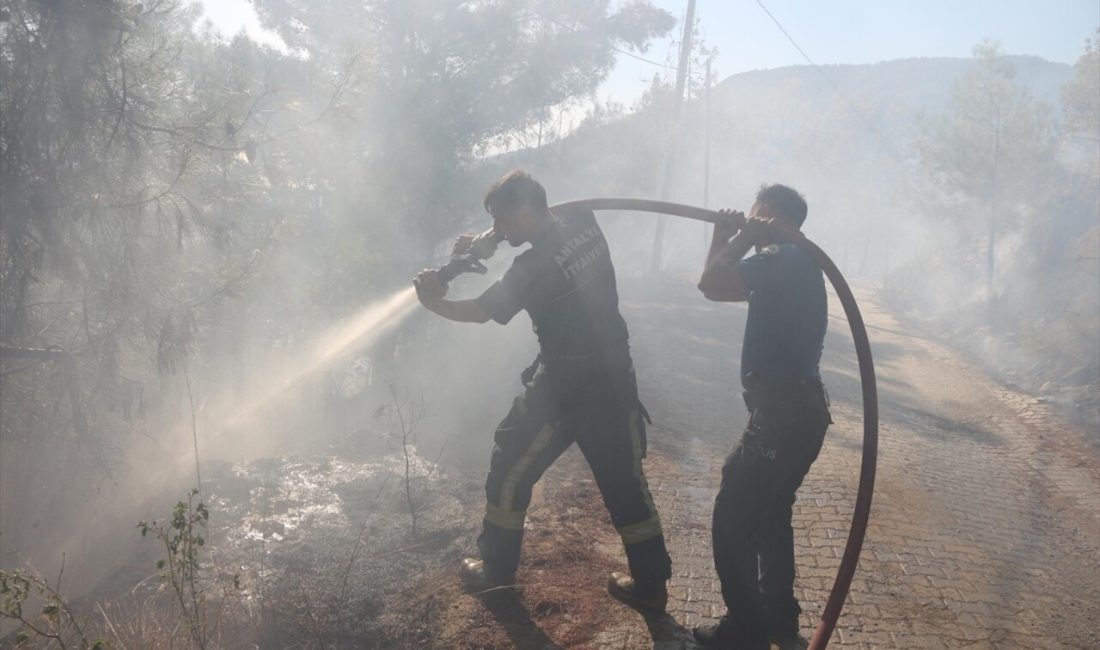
[199,0,1099,104]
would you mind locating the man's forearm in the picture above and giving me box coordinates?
[698,230,756,302]
[422,297,491,324]
[705,230,731,267]
[704,231,755,276]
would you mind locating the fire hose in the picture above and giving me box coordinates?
[439,198,878,649]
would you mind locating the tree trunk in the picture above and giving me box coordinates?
[649,0,696,275]
[987,109,1001,313]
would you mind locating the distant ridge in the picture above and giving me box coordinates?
[479,55,1075,277]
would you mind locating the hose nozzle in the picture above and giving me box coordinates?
[437,228,503,284]
[466,228,502,260]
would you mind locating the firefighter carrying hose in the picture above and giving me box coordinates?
[413,170,672,610]
[695,184,833,650]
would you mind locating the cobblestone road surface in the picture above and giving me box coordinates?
[560,278,1100,649]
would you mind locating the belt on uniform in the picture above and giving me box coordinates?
[743,372,825,410]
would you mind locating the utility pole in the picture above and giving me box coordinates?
[649,0,696,275]
[988,109,1001,310]
[702,55,712,254]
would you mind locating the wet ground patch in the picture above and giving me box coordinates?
[387,450,637,649]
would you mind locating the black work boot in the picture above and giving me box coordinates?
[458,558,516,592]
[693,615,770,649]
[765,604,806,649]
[607,571,668,612]
[768,632,809,650]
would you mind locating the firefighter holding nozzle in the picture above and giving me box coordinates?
[694,184,832,650]
[413,170,672,610]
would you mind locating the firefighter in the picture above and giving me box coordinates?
[694,185,832,650]
[413,170,672,610]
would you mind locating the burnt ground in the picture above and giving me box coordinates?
[37,278,1099,649]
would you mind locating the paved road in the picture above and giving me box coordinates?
[579,278,1100,649]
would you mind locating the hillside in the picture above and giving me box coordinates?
[482,55,1097,427]
[486,56,1074,279]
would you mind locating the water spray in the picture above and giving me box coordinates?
[172,227,504,456]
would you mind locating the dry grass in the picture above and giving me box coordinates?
[4,448,643,649]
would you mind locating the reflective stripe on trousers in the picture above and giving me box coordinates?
[477,368,671,584]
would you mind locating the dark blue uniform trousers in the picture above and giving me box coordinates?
[477,364,671,592]
[712,380,831,639]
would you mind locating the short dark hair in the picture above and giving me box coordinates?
[484,170,548,218]
[755,184,808,227]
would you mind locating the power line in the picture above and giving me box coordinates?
[612,45,677,70]
[753,0,970,211]
[754,0,892,150]
[533,7,678,72]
